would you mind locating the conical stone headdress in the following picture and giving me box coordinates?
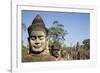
[28,14,48,36]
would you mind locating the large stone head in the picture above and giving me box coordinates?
[28,14,48,54]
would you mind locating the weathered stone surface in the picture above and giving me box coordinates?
[22,14,56,62]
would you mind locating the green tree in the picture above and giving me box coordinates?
[48,20,67,42]
[22,22,26,31]
[48,20,68,50]
[22,22,27,48]
[48,39,54,49]
[76,42,80,50]
[82,39,90,49]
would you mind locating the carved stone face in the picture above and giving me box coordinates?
[52,49,60,58]
[28,31,47,53]
[61,50,67,58]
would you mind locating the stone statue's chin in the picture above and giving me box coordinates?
[31,47,44,53]
[31,47,45,54]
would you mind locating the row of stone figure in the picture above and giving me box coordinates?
[22,14,72,62]
[22,14,89,62]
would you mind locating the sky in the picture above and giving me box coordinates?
[22,10,90,47]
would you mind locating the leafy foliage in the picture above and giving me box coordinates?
[82,39,90,49]
[22,22,27,31]
[48,20,67,42]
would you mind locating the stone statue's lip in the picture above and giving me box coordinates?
[33,46,41,49]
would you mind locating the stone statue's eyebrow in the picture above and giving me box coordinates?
[38,35,45,37]
[30,35,36,37]
[30,35,45,38]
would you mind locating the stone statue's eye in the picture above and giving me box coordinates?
[30,36,36,40]
[39,36,44,40]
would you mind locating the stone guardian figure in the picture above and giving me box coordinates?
[22,14,56,62]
